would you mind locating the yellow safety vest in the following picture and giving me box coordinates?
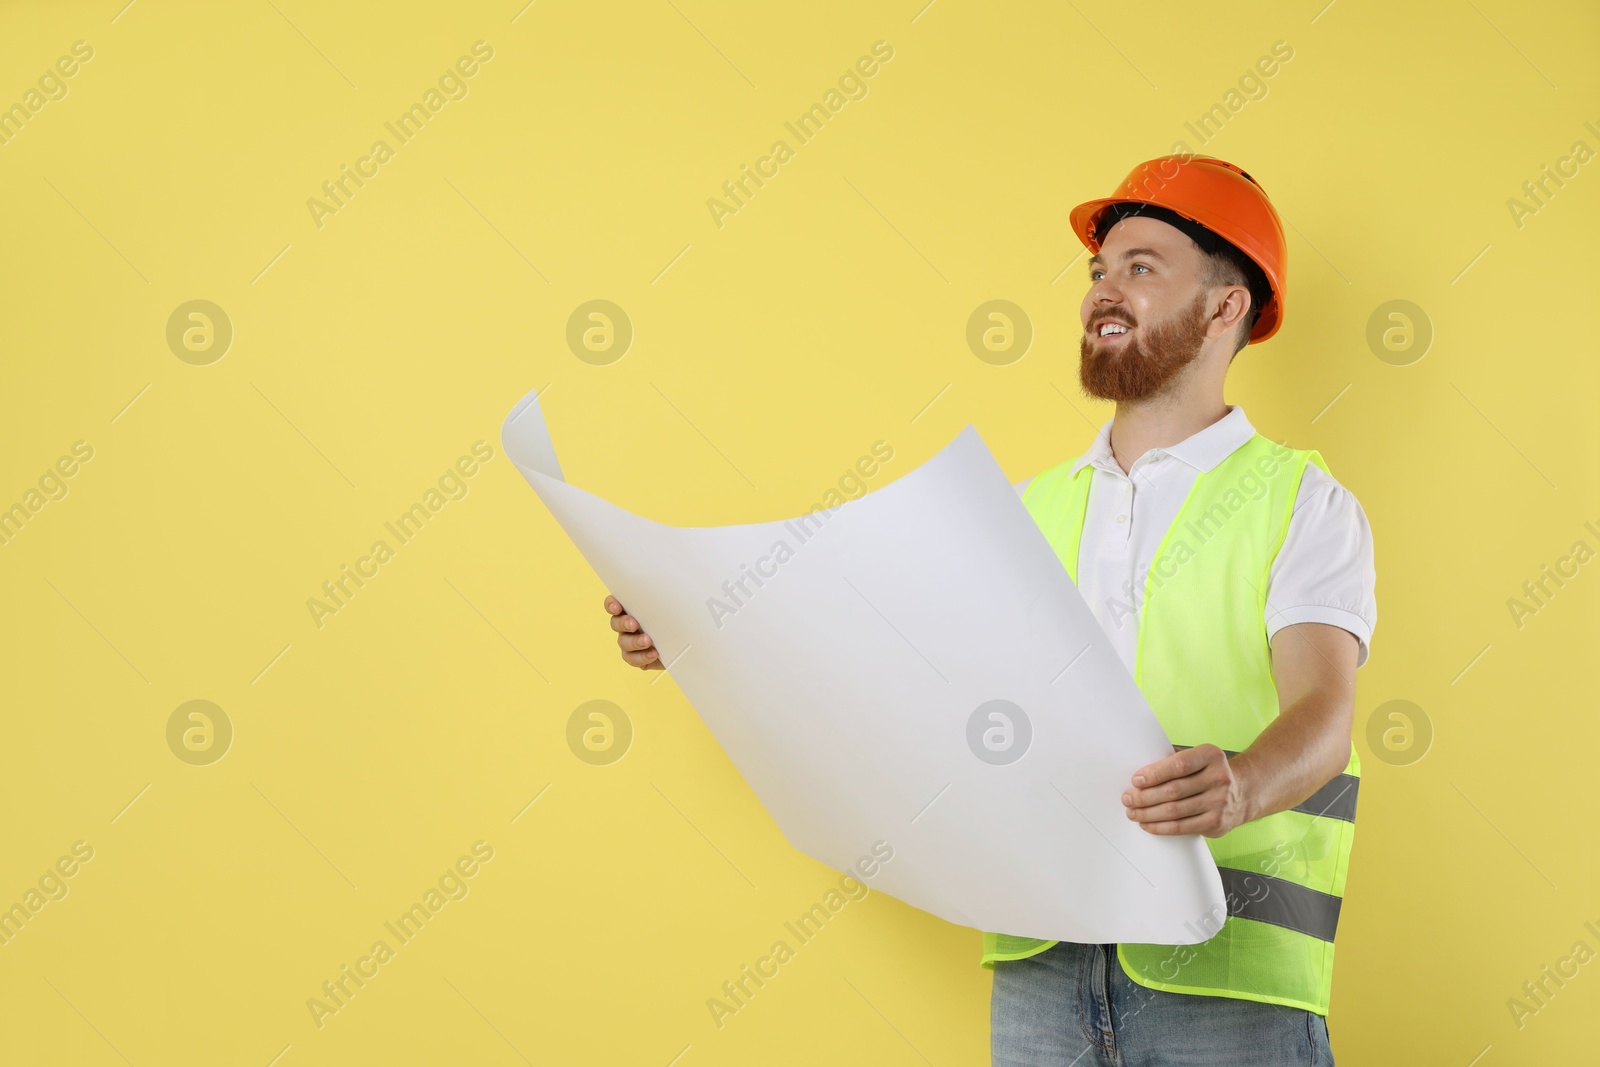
[982,432,1360,1017]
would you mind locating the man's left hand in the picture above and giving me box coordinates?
[1122,743,1253,838]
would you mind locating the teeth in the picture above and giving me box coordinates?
[1099,323,1128,337]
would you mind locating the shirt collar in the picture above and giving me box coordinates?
[1068,405,1257,477]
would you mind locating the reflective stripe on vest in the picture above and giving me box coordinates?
[980,433,1360,1017]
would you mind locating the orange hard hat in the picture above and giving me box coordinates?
[1069,155,1288,343]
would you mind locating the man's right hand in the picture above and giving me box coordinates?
[606,594,663,670]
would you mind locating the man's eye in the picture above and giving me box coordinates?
[1089,265,1150,280]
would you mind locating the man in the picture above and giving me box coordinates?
[605,155,1375,1066]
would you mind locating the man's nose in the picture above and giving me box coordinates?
[1086,274,1124,306]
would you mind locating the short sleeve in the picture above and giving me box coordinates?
[1265,463,1378,668]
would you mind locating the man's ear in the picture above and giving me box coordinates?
[1209,284,1252,340]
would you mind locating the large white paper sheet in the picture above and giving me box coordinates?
[501,388,1225,944]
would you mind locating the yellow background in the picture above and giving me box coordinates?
[1,0,1596,1063]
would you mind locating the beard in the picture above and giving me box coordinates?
[1079,290,1210,403]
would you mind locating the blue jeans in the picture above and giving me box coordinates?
[991,941,1334,1066]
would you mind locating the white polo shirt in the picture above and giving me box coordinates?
[1014,405,1376,674]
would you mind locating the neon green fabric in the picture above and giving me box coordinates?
[981,433,1359,1016]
